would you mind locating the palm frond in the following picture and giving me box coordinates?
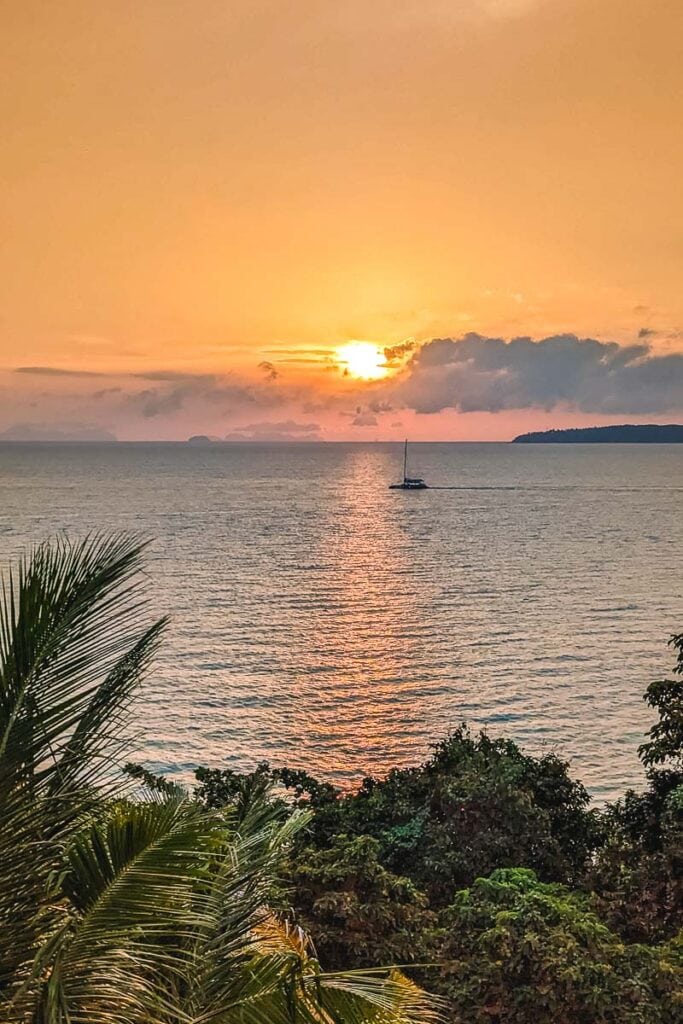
[36,797,223,1021]
[0,532,165,1011]
[0,532,166,785]
[191,913,443,1024]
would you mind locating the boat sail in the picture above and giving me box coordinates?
[389,439,428,490]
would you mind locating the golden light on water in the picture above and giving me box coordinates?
[335,341,388,380]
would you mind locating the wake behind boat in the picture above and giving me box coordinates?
[389,439,428,490]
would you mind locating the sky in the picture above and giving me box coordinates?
[1,0,682,441]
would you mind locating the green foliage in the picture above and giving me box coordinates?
[273,766,339,805]
[588,827,683,944]
[194,762,337,811]
[0,534,439,1024]
[587,772,683,944]
[587,636,683,944]
[639,632,683,769]
[124,759,183,795]
[190,637,683,1019]
[437,868,683,1024]
[194,761,281,821]
[268,727,598,903]
[0,533,167,1008]
[286,834,437,970]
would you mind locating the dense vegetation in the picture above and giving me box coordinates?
[193,637,683,1022]
[1,533,681,1022]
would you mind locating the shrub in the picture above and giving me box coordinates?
[286,833,437,969]
[437,868,683,1024]
[276,728,598,902]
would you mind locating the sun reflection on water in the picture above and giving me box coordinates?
[0,440,681,801]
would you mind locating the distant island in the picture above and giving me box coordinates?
[512,424,683,443]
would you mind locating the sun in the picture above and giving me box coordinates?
[336,341,388,380]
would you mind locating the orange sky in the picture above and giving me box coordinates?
[1,0,682,440]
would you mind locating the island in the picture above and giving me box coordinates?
[186,435,218,445]
[512,424,683,443]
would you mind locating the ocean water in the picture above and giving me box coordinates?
[0,441,681,802]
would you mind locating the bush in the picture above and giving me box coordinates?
[286,833,437,969]
[639,633,683,770]
[588,636,683,943]
[276,727,598,903]
[437,868,683,1024]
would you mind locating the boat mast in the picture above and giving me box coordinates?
[403,438,408,482]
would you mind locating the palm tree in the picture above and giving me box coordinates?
[0,534,439,1024]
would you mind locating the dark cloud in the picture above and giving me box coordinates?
[0,422,117,441]
[383,340,416,367]
[636,327,683,345]
[398,333,683,415]
[258,361,279,381]
[223,420,322,442]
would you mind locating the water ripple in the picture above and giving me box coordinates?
[0,440,681,802]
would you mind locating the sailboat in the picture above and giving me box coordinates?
[389,439,428,490]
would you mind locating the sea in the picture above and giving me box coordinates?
[0,441,681,803]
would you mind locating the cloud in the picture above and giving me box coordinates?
[14,366,107,377]
[383,340,416,368]
[132,370,196,381]
[92,387,122,399]
[258,361,279,381]
[124,374,285,419]
[223,420,322,442]
[351,412,378,426]
[12,366,288,422]
[344,399,392,426]
[0,422,117,441]
[5,364,302,439]
[397,333,683,415]
[133,388,188,418]
[636,326,683,345]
